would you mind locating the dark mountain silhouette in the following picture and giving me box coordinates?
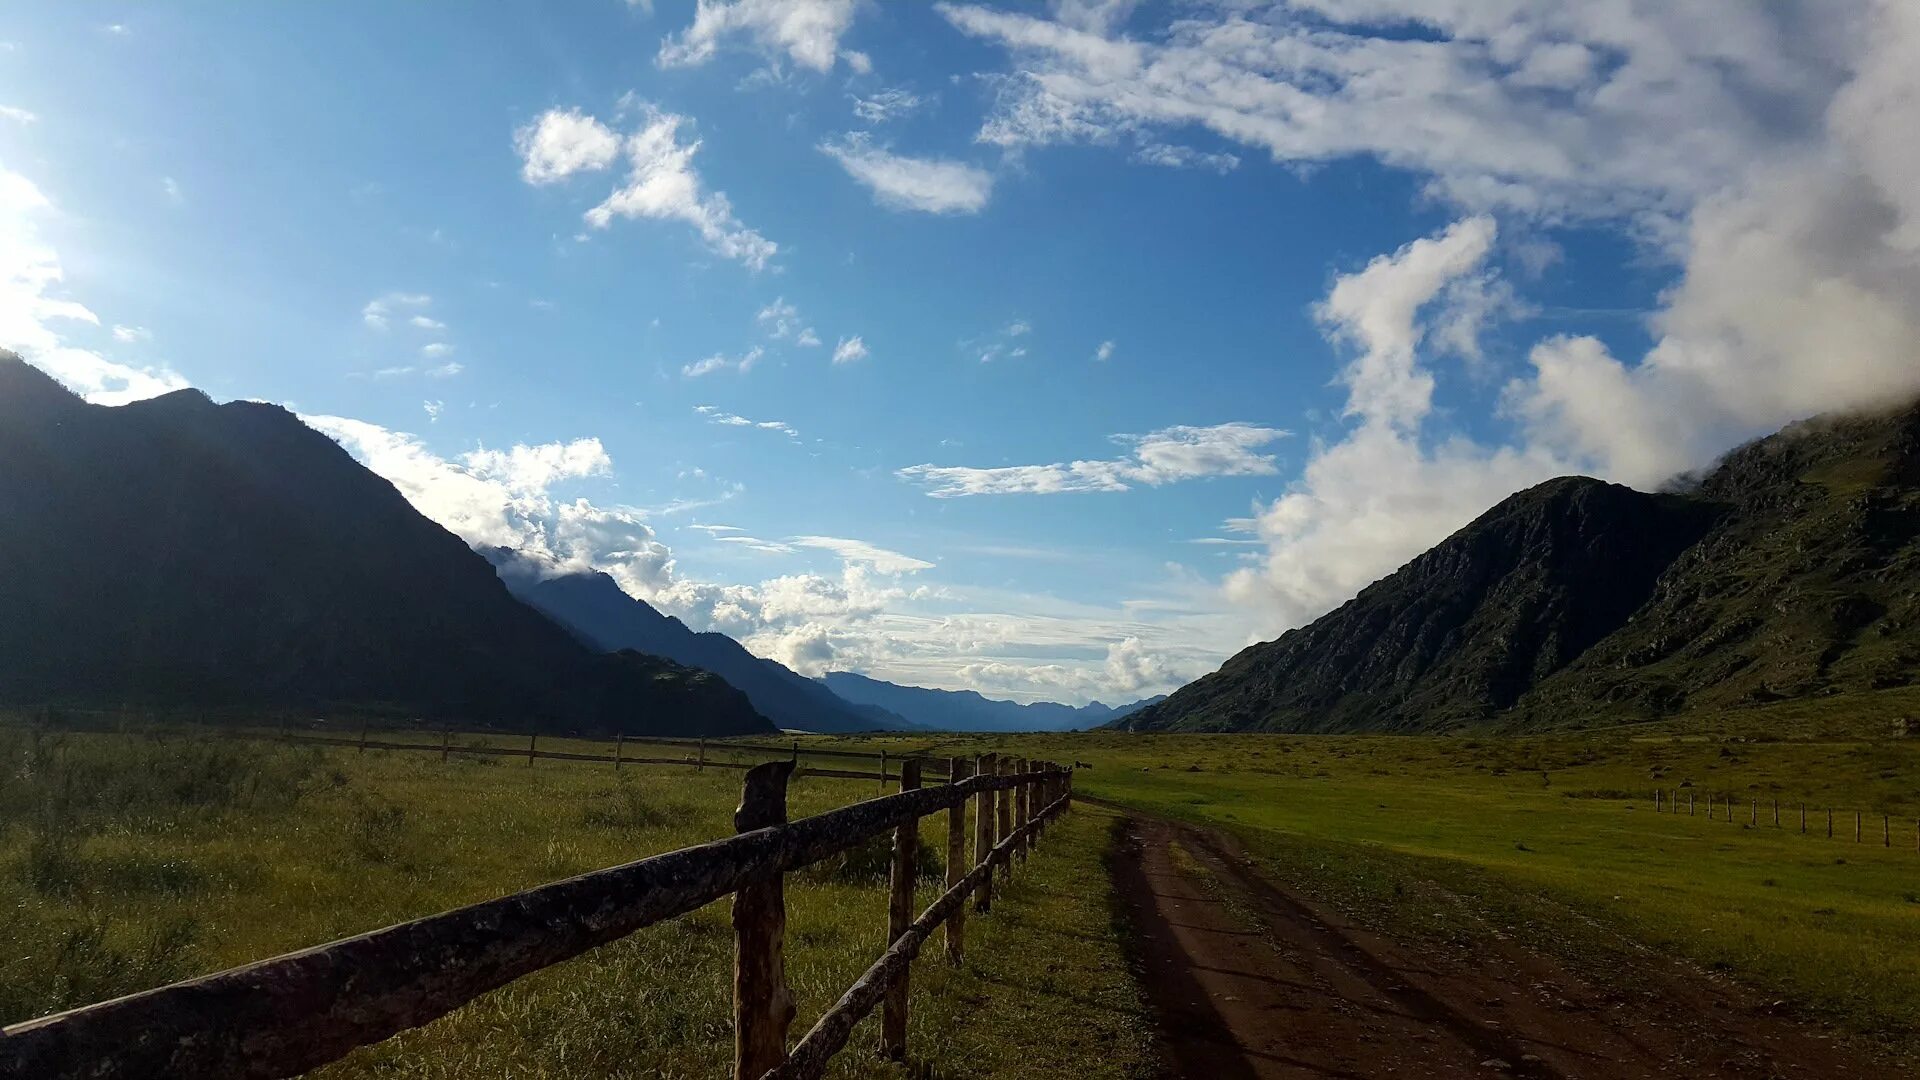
[821,670,1165,732]
[0,355,770,736]
[486,553,909,733]
[1119,399,1920,733]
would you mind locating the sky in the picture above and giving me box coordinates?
[5,2,1920,704]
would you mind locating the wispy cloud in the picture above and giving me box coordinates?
[831,334,868,365]
[789,535,933,574]
[683,346,764,378]
[899,422,1289,497]
[657,0,862,74]
[819,134,993,214]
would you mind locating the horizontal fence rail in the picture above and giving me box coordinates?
[0,747,1074,1080]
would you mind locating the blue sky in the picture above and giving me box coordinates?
[6,2,1919,703]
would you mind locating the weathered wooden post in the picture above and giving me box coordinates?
[1827,807,1834,838]
[975,752,997,914]
[1688,791,1694,816]
[1801,803,1807,833]
[699,738,707,773]
[1855,810,1862,843]
[1706,793,1713,820]
[441,728,450,764]
[996,756,1013,883]
[615,733,624,771]
[1773,798,1779,827]
[1014,758,1031,864]
[1751,799,1757,826]
[528,732,537,767]
[791,740,799,765]
[733,760,797,1080]
[880,759,922,1060]
[879,749,888,793]
[945,756,970,965]
[1885,815,1891,848]
[359,721,369,754]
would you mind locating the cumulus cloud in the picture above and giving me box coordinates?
[756,297,819,344]
[0,105,36,125]
[658,0,861,73]
[831,334,868,365]
[516,104,777,270]
[514,108,622,184]
[820,135,994,214]
[361,292,431,331]
[1093,339,1114,362]
[899,421,1289,497]
[0,166,188,404]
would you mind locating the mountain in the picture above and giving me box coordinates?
[487,554,909,733]
[820,671,1165,732]
[1119,399,1920,733]
[0,356,770,737]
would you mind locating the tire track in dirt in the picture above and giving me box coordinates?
[1108,810,1887,1079]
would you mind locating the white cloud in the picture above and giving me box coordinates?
[427,360,463,378]
[1093,339,1114,362]
[0,165,188,405]
[1006,320,1030,337]
[658,0,861,74]
[514,108,623,184]
[788,535,933,574]
[941,2,1855,229]
[899,421,1289,497]
[820,134,994,214]
[831,334,868,365]
[0,105,36,124]
[362,292,431,331]
[1131,143,1239,173]
[851,88,927,124]
[423,400,443,422]
[160,177,182,204]
[544,105,777,270]
[682,345,764,378]
[420,342,454,359]
[695,403,799,438]
[111,324,151,344]
[756,297,820,344]
[409,315,446,331]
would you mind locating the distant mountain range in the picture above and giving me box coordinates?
[0,355,770,737]
[486,553,907,733]
[1118,399,1920,733]
[821,671,1165,732]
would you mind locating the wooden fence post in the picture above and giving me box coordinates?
[880,759,922,1061]
[1751,799,1757,827]
[733,760,797,1080]
[1855,811,1862,843]
[975,753,997,914]
[615,733,623,771]
[1773,798,1779,827]
[996,756,1013,883]
[879,750,888,794]
[528,733,537,767]
[945,757,970,966]
[1015,759,1031,864]
[441,729,450,764]
[359,722,370,755]
[1801,803,1807,833]
[1885,815,1891,848]
[1828,807,1834,838]
[1688,791,1694,816]
[699,738,707,773]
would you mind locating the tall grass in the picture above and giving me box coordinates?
[0,728,1150,1079]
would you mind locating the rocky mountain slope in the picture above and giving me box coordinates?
[488,554,907,732]
[1120,399,1920,733]
[0,356,771,736]
[822,670,1165,731]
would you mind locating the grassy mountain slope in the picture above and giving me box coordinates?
[1121,400,1920,733]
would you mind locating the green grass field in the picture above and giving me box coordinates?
[0,727,1152,1079]
[953,710,1920,1059]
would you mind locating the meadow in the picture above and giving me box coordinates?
[0,726,1152,1079]
[8,685,1920,1073]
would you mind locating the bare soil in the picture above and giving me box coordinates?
[1110,813,1888,1079]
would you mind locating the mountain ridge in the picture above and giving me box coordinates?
[822,670,1165,732]
[1120,399,1920,734]
[0,356,771,737]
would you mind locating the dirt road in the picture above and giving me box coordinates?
[1111,813,1887,1079]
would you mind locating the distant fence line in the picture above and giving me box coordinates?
[1651,788,1920,852]
[0,750,1074,1080]
[1,708,970,787]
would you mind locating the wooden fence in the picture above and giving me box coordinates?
[0,750,1072,1080]
[1650,788,1920,852]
